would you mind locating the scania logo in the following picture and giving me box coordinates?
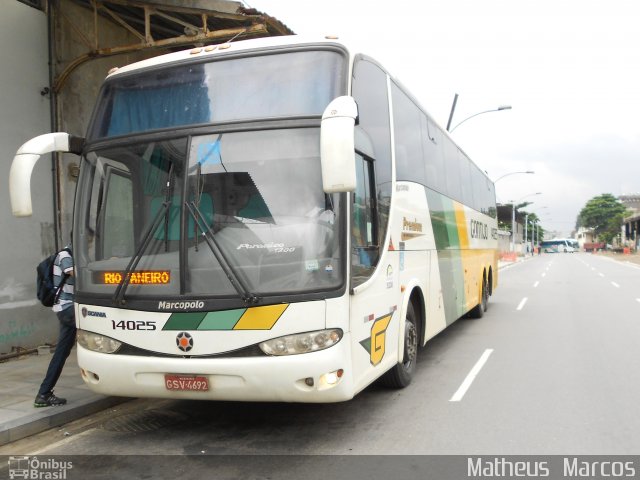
[176,332,193,352]
[81,307,107,318]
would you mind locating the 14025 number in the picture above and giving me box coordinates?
[111,320,156,331]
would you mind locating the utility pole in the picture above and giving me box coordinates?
[524,214,529,254]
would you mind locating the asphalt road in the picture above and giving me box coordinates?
[3,252,640,476]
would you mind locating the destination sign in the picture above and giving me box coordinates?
[94,271,171,285]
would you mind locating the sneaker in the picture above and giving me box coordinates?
[34,392,67,408]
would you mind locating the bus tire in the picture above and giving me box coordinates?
[380,303,418,388]
[469,275,488,318]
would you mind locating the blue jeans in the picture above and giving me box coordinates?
[38,307,77,396]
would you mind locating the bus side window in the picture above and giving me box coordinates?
[352,153,378,286]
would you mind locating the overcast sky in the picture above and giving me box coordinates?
[246,0,640,237]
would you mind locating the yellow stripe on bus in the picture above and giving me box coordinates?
[453,201,470,249]
[233,304,289,330]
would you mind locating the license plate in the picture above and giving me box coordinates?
[164,374,209,391]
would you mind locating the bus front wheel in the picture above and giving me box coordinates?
[380,303,418,388]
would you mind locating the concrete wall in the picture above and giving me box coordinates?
[55,0,158,238]
[0,2,57,354]
[0,0,162,353]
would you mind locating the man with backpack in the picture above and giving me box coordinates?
[34,239,76,408]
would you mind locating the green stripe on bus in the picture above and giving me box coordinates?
[425,189,467,325]
[443,200,460,249]
[163,310,245,331]
[426,190,450,249]
[426,191,461,250]
[162,306,287,331]
[200,309,245,330]
[163,312,206,330]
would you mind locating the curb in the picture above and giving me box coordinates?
[0,396,129,446]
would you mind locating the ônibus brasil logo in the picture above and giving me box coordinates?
[8,456,73,479]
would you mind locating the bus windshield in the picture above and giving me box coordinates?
[75,128,343,301]
[89,50,345,140]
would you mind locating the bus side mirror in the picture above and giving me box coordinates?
[320,96,358,193]
[9,132,84,217]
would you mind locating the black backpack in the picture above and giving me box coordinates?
[36,248,71,307]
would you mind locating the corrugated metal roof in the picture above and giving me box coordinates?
[54,0,295,92]
[69,0,294,43]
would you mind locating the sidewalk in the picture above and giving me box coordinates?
[498,253,533,270]
[0,347,126,446]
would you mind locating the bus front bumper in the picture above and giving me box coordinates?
[77,333,355,403]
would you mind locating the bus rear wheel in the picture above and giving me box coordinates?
[470,276,488,319]
[380,303,418,388]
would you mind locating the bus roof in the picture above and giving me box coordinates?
[103,34,493,186]
[106,35,354,79]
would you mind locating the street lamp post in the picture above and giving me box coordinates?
[528,219,536,253]
[493,170,535,184]
[510,192,541,252]
[445,93,459,132]
[531,206,548,251]
[446,93,512,132]
[528,218,539,254]
[449,106,512,132]
[524,213,529,254]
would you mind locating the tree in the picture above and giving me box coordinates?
[517,209,546,243]
[577,194,627,244]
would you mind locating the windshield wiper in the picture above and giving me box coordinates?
[112,200,170,306]
[185,201,259,305]
[163,163,175,252]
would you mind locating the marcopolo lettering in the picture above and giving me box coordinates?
[158,301,205,310]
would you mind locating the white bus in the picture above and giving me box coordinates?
[540,239,576,253]
[10,36,498,402]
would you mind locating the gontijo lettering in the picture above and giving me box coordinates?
[470,219,488,240]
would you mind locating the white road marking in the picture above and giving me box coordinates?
[636,299,640,303]
[611,282,620,288]
[450,349,494,402]
[533,281,540,288]
[541,272,546,278]
[517,297,528,311]
[599,273,604,277]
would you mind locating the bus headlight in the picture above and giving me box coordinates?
[259,329,342,356]
[77,330,122,354]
